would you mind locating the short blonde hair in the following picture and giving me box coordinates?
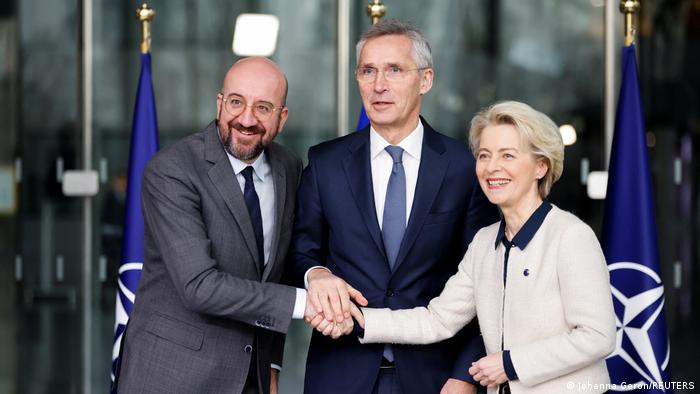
[468,101,564,199]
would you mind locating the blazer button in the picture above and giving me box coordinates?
[244,345,253,353]
[386,289,395,297]
[255,320,261,326]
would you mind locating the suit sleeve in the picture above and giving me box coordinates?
[285,147,327,287]
[269,154,303,367]
[141,156,297,334]
[450,176,498,383]
[508,223,616,387]
[450,318,485,383]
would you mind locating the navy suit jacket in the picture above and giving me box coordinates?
[288,118,499,394]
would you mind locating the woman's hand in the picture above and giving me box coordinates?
[468,352,508,387]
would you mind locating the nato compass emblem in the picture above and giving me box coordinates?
[606,262,672,392]
[111,262,143,380]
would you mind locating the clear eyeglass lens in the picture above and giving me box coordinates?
[224,96,276,119]
[357,67,418,82]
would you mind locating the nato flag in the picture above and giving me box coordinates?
[602,44,672,393]
[111,53,159,390]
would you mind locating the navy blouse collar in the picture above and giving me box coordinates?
[494,200,553,250]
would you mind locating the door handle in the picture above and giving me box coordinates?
[61,170,99,197]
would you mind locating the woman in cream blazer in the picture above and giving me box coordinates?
[355,101,616,394]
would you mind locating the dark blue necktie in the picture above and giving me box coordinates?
[241,166,264,270]
[382,145,406,270]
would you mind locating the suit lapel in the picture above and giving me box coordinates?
[393,120,448,272]
[204,122,262,277]
[262,144,287,281]
[342,132,387,262]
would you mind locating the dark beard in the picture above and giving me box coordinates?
[221,122,266,161]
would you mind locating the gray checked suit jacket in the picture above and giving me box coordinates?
[117,121,302,394]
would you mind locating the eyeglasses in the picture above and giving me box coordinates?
[355,66,427,83]
[220,94,284,120]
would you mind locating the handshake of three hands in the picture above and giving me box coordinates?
[301,269,509,390]
[302,268,366,339]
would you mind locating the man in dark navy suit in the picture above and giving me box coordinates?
[288,20,499,394]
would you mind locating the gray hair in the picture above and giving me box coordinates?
[469,101,565,199]
[356,19,433,69]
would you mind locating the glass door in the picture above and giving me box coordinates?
[0,1,115,392]
[0,0,90,392]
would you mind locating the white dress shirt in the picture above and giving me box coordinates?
[226,151,275,265]
[370,121,423,228]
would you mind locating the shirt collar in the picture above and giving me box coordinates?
[494,200,553,250]
[228,151,269,181]
[369,119,424,160]
[217,125,271,181]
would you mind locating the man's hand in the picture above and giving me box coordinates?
[306,310,353,339]
[303,296,320,322]
[270,368,279,394]
[306,268,368,325]
[440,378,476,394]
[468,352,507,388]
[304,296,346,338]
[306,302,365,339]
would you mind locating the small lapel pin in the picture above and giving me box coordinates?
[523,269,530,277]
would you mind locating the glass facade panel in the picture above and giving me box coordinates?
[1,0,85,392]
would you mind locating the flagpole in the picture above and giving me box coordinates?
[604,1,616,168]
[352,1,387,132]
[137,3,155,54]
[367,0,386,25]
[81,1,94,391]
[337,0,350,137]
[111,4,159,391]
[620,0,640,47]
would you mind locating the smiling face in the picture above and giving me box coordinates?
[216,57,288,163]
[475,124,548,213]
[357,34,433,139]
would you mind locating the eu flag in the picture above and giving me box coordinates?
[602,44,672,393]
[357,107,370,130]
[111,53,159,388]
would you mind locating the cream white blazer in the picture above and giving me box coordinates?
[361,205,616,394]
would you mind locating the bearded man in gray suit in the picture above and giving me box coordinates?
[115,57,363,394]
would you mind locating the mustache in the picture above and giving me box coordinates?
[229,121,265,135]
